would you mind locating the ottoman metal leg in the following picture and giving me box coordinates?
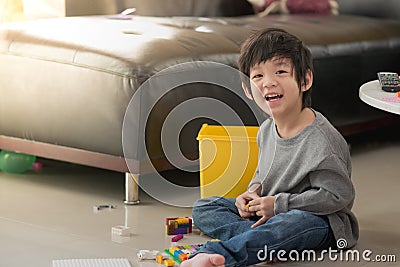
[124,173,140,205]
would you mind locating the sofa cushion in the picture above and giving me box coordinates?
[248,0,338,16]
[124,0,254,17]
[337,0,400,20]
[286,0,338,14]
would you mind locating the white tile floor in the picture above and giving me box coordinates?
[0,126,399,267]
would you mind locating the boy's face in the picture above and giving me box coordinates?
[244,57,311,117]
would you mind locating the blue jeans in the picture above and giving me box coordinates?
[191,196,336,267]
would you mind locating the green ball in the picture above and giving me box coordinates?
[0,150,36,174]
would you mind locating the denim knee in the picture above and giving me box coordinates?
[193,196,221,208]
[192,196,221,219]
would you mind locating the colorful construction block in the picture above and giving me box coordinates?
[166,217,192,235]
[156,253,164,264]
[164,259,175,266]
[178,253,188,261]
[164,244,203,264]
[171,234,184,242]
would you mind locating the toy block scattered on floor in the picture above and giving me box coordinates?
[164,244,203,264]
[166,217,192,235]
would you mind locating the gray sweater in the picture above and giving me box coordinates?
[249,110,359,248]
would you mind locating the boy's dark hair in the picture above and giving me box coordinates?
[238,28,313,108]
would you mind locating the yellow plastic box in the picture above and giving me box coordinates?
[197,124,259,198]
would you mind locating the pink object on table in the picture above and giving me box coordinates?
[380,97,400,103]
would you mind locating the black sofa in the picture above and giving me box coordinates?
[120,0,400,134]
[0,0,399,203]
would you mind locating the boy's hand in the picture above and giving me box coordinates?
[247,196,275,228]
[235,190,259,219]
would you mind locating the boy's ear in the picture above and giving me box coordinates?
[301,69,313,92]
[242,82,253,100]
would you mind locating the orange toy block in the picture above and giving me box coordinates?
[156,253,164,264]
[164,259,175,266]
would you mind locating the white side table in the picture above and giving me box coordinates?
[359,80,400,115]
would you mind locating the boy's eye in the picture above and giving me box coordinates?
[276,70,288,74]
[252,74,262,79]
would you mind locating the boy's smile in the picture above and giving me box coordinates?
[265,93,283,102]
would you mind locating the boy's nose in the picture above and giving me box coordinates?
[262,77,277,88]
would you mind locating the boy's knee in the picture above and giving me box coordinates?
[193,196,221,212]
[191,196,221,225]
[194,196,220,206]
[192,196,232,220]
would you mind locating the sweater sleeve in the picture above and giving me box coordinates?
[274,154,355,215]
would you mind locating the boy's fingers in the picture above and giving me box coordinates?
[251,215,267,228]
[235,198,247,210]
[247,199,260,211]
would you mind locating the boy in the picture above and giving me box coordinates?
[181,28,359,267]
